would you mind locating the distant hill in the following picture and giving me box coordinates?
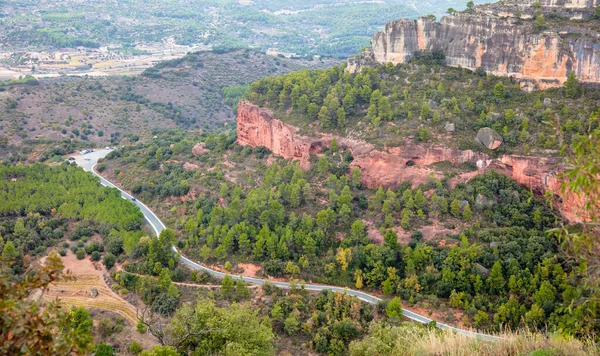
[0,0,488,57]
[0,50,337,154]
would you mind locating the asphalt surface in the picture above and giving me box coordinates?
[76,149,501,341]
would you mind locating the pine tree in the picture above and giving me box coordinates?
[463,204,473,221]
[384,229,399,250]
[487,261,506,294]
[318,106,332,128]
[493,82,506,100]
[420,102,431,119]
[450,199,461,217]
[221,275,235,299]
[337,107,347,128]
[414,189,426,210]
[2,240,19,260]
[564,71,580,98]
[386,297,403,319]
[351,167,361,188]
[330,137,339,151]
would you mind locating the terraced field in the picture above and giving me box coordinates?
[41,253,138,325]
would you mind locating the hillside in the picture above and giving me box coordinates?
[0,0,489,57]
[0,50,337,159]
[1,1,600,355]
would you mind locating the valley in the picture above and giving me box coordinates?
[0,1,599,355]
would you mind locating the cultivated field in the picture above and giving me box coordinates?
[42,252,138,325]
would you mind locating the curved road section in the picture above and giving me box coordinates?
[76,149,500,341]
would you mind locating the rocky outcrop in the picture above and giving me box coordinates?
[237,101,583,221]
[236,101,322,169]
[192,143,209,156]
[348,1,600,89]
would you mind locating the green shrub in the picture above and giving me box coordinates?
[91,251,101,261]
[136,321,147,334]
[129,341,143,355]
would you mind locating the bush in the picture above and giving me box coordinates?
[76,248,86,260]
[103,252,116,269]
[98,317,124,337]
[151,293,178,316]
[129,342,143,355]
[59,249,67,256]
[94,343,114,356]
[376,300,389,314]
[91,251,101,261]
[136,321,147,334]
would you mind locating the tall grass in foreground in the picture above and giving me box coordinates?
[349,322,597,356]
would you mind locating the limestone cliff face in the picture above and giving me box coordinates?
[237,101,581,221]
[348,1,600,89]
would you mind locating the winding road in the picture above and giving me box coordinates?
[76,149,500,341]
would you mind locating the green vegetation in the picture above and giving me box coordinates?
[0,251,94,355]
[0,163,145,275]
[246,60,598,154]
[222,84,250,113]
[100,129,598,337]
[0,1,486,57]
[0,75,39,89]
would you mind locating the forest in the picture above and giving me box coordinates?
[245,60,598,155]
[96,125,598,340]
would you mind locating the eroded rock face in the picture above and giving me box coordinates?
[237,101,583,221]
[236,101,321,169]
[347,2,600,89]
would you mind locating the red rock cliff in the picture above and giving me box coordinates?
[237,101,582,221]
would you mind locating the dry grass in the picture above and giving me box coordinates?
[410,330,594,356]
[39,252,139,325]
[43,273,138,325]
[350,323,597,356]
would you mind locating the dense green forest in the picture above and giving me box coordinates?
[0,163,144,276]
[246,59,599,155]
[99,127,598,338]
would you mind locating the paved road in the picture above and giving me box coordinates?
[76,149,500,341]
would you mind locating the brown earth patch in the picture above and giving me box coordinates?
[41,251,139,325]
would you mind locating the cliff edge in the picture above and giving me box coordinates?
[348,0,600,90]
[237,101,583,221]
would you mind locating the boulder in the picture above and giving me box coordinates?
[444,122,455,132]
[543,98,552,106]
[183,162,199,171]
[475,263,490,277]
[475,127,503,150]
[90,288,99,297]
[192,143,209,156]
[475,193,495,207]
[459,200,470,209]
